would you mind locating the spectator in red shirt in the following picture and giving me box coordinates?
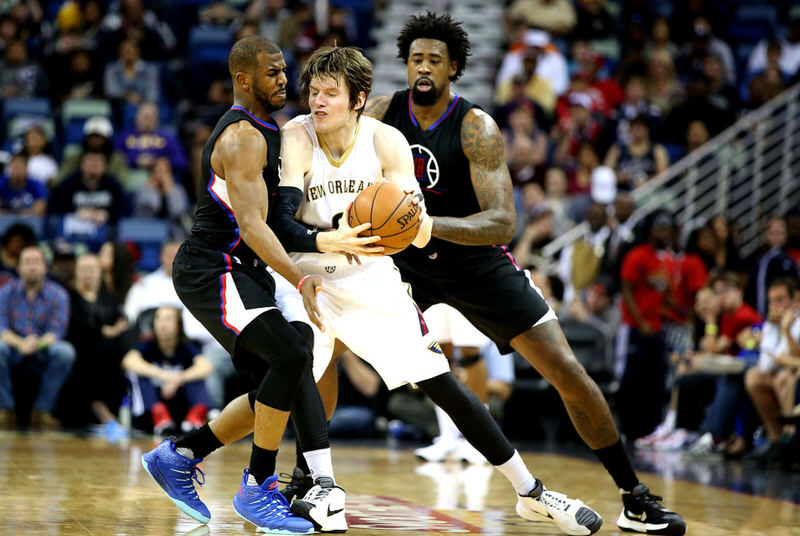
[700,272,762,356]
[669,229,710,327]
[617,210,676,439]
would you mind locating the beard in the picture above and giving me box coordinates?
[253,85,286,112]
[411,77,441,106]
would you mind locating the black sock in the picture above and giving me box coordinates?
[295,436,310,474]
[593,439,639,492]
[175,424,224,459]
[250,444,278,485]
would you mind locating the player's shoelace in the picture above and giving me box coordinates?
[539,490,571,511]
[176,465,205,495]
[303,484,332,504]
[637,489,666,512]
[249,487,292,520]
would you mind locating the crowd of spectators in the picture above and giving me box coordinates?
[0,0,374,433]
[496,0,800,468]
[0,0,798,473]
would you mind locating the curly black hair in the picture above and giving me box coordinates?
[396,12,471,82]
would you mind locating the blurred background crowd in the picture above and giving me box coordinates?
[0,0,799,472]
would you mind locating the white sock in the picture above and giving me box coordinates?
[175,447,194,459]
[304,447,335,483]
[495,450,537,496]
[435,405,461,440]
[663,410,676,431]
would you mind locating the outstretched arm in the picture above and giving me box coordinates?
[363,95,392,121]
[431,109,516,246]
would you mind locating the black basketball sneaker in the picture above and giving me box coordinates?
[617,484,686,535]
[280,467,314,502]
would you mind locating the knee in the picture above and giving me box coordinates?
[48,342,76,366]
[546,348,593,396]
[744,367,762,392]
[274,345,312,382]
[775,368,791,385]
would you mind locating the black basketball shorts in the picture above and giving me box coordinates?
[394,246,556,353]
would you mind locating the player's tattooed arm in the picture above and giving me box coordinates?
[363,95,392,121]
[431,109,516,246]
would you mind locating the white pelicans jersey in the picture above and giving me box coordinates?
[291,114,382,230]
[273,114,449,389]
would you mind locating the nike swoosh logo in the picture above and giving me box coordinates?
[327,506,344,517]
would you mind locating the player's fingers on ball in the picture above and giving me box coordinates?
[352,222,372,233]
[358,235,381,244]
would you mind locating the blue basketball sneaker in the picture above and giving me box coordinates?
[233,470,314,534]
[141,439,211,524]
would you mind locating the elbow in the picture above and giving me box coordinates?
[500,214,516,244]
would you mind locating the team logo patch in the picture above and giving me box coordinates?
[325,266,336,273]
[428,341,444,354]
[410,144,440,189]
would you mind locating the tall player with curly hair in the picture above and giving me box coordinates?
[358,12,686,536]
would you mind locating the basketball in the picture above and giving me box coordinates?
[348,182,422,254]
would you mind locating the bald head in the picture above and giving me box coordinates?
[228,36,281,78]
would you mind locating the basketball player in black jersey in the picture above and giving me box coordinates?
[359,13,685,536]
[139,36,352,534]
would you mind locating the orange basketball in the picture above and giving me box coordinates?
[348,182,421,254]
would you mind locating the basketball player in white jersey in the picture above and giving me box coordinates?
[268,46,603,536]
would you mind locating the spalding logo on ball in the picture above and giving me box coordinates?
[348,182,422,254]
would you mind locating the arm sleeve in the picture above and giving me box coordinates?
[269,186,319,253]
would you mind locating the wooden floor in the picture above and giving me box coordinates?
[1,431,799,536]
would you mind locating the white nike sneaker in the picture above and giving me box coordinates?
[414,436,459,462]
[455,438,488,465]
[290,476,347,533]
[516,480,603,535]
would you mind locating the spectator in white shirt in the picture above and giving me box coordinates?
[124,241,233,411]
[496,29,570,96]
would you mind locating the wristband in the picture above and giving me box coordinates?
[297,275,312,293]
[704,324,718,336]
[38,340,47,350]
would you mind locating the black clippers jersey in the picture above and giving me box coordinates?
[188,106,281,263]
[382,90,496,272]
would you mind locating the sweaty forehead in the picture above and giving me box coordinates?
[409,38,449,59]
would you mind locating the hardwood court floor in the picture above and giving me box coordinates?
[1,430,799,536]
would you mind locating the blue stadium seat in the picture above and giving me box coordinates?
[0,215,44,239]
[663,143,686,165]
[1,98,51,122]
[117,217,171,272]
[735,5,778,30]
[188,26,232,68]
[727,22,771,43]
[64,118,88,145]
[45,215,109,247]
